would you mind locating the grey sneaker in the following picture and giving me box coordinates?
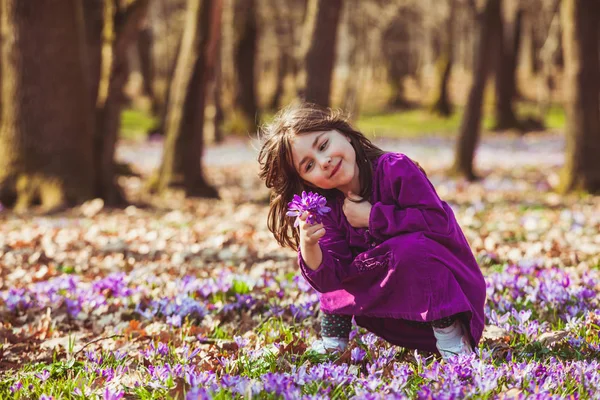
[436,334,474,360]
[309,337,349,354]
[433,321,474,360]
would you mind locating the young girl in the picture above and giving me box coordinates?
[258,103,486,360]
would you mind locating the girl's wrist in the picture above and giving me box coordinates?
[300,241,323,271]
[301,240,320,252]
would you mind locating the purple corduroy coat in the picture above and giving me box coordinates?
[298,153,487,353]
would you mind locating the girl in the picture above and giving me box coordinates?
[258,103,486,360]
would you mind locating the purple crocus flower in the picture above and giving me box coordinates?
[103,387,124,400]
[9,381,22,393]
[180,345,201,362]
[36,369,50,382]
[287,191,331,227]
[157,342,169,356]
[361,333,378,349]
[85,350,103,365]
[234,335,249,348]
[166,314,182,327]
[351,347,366,363]
[186,387,213,400]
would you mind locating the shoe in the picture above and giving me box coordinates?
[433,321,474,360]
[309,337,349,354]
[437,334,473,360]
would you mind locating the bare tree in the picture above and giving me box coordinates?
[150,0,222,198]
[559,0,600,193]
[430,0,455,116]
[451,0,501,180]
[137,10,160,116]
[300,0,343,107]
[492,0,523,130]
[233,0,258,133]
[267,0,298,110]
[536,0,562,119]
[85,0,150,205]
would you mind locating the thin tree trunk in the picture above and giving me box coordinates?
[137,17,160,116]
[151,38,183,138]
[520,11,537,80]
[151,0,221,198]
[452,0,501,180]
[233,0,258,133]
[493,1,523,131]
[303,0,343,107]
[213,37,224,143]
[0,0,95,211]
[269,53,290,111]
[431,0,455,117]
[268,0,294,111]
[537,0,562,119]
[528,17,541,75]
[341,4,365,118]
[559,0,600,193]
[382,12,413,110]
[93,0,149,206]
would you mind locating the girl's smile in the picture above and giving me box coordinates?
[329,160,342,178]
[291,129,360,195]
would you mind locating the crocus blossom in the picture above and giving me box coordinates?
[287,191,331,227]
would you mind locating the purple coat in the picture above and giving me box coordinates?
[298,153,486,352]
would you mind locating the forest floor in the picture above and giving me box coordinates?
[0,132,599,399]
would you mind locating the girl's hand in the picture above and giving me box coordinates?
[298,211,326,247]
[343,192,372,228]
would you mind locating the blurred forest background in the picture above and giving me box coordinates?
[0,0,598,212]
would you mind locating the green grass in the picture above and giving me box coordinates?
[120,109,157,141]
[356,104,566,139]
[356,109,466,138]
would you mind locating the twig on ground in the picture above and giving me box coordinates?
[74,334,124,357]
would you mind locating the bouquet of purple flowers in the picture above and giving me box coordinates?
[287,191,331,227]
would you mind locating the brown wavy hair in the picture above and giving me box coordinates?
[258,102,386,250]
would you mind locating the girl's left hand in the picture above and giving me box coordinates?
[342,192,372,228]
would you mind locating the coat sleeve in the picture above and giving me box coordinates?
[368,153,450,241]
[298,206,353,293]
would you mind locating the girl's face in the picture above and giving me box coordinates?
[290,130,360,195]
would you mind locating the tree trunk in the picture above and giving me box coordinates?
[520,11,537,79]
[0,0,95,211]
[559,0,600,193]
[537,0,562,119]
[269,52,290,111]
[430,0,455,117]
[212,37,224,143]
[340,3,366,119]
[233,0,258,133]
[137,17,160,116]
[151,0,221,198]
[268,0,295,111]
[493,1,523,131]
[382,12,414,110]
[452,0,501,180]
[303,0,343,107]
[89,0,149,206]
